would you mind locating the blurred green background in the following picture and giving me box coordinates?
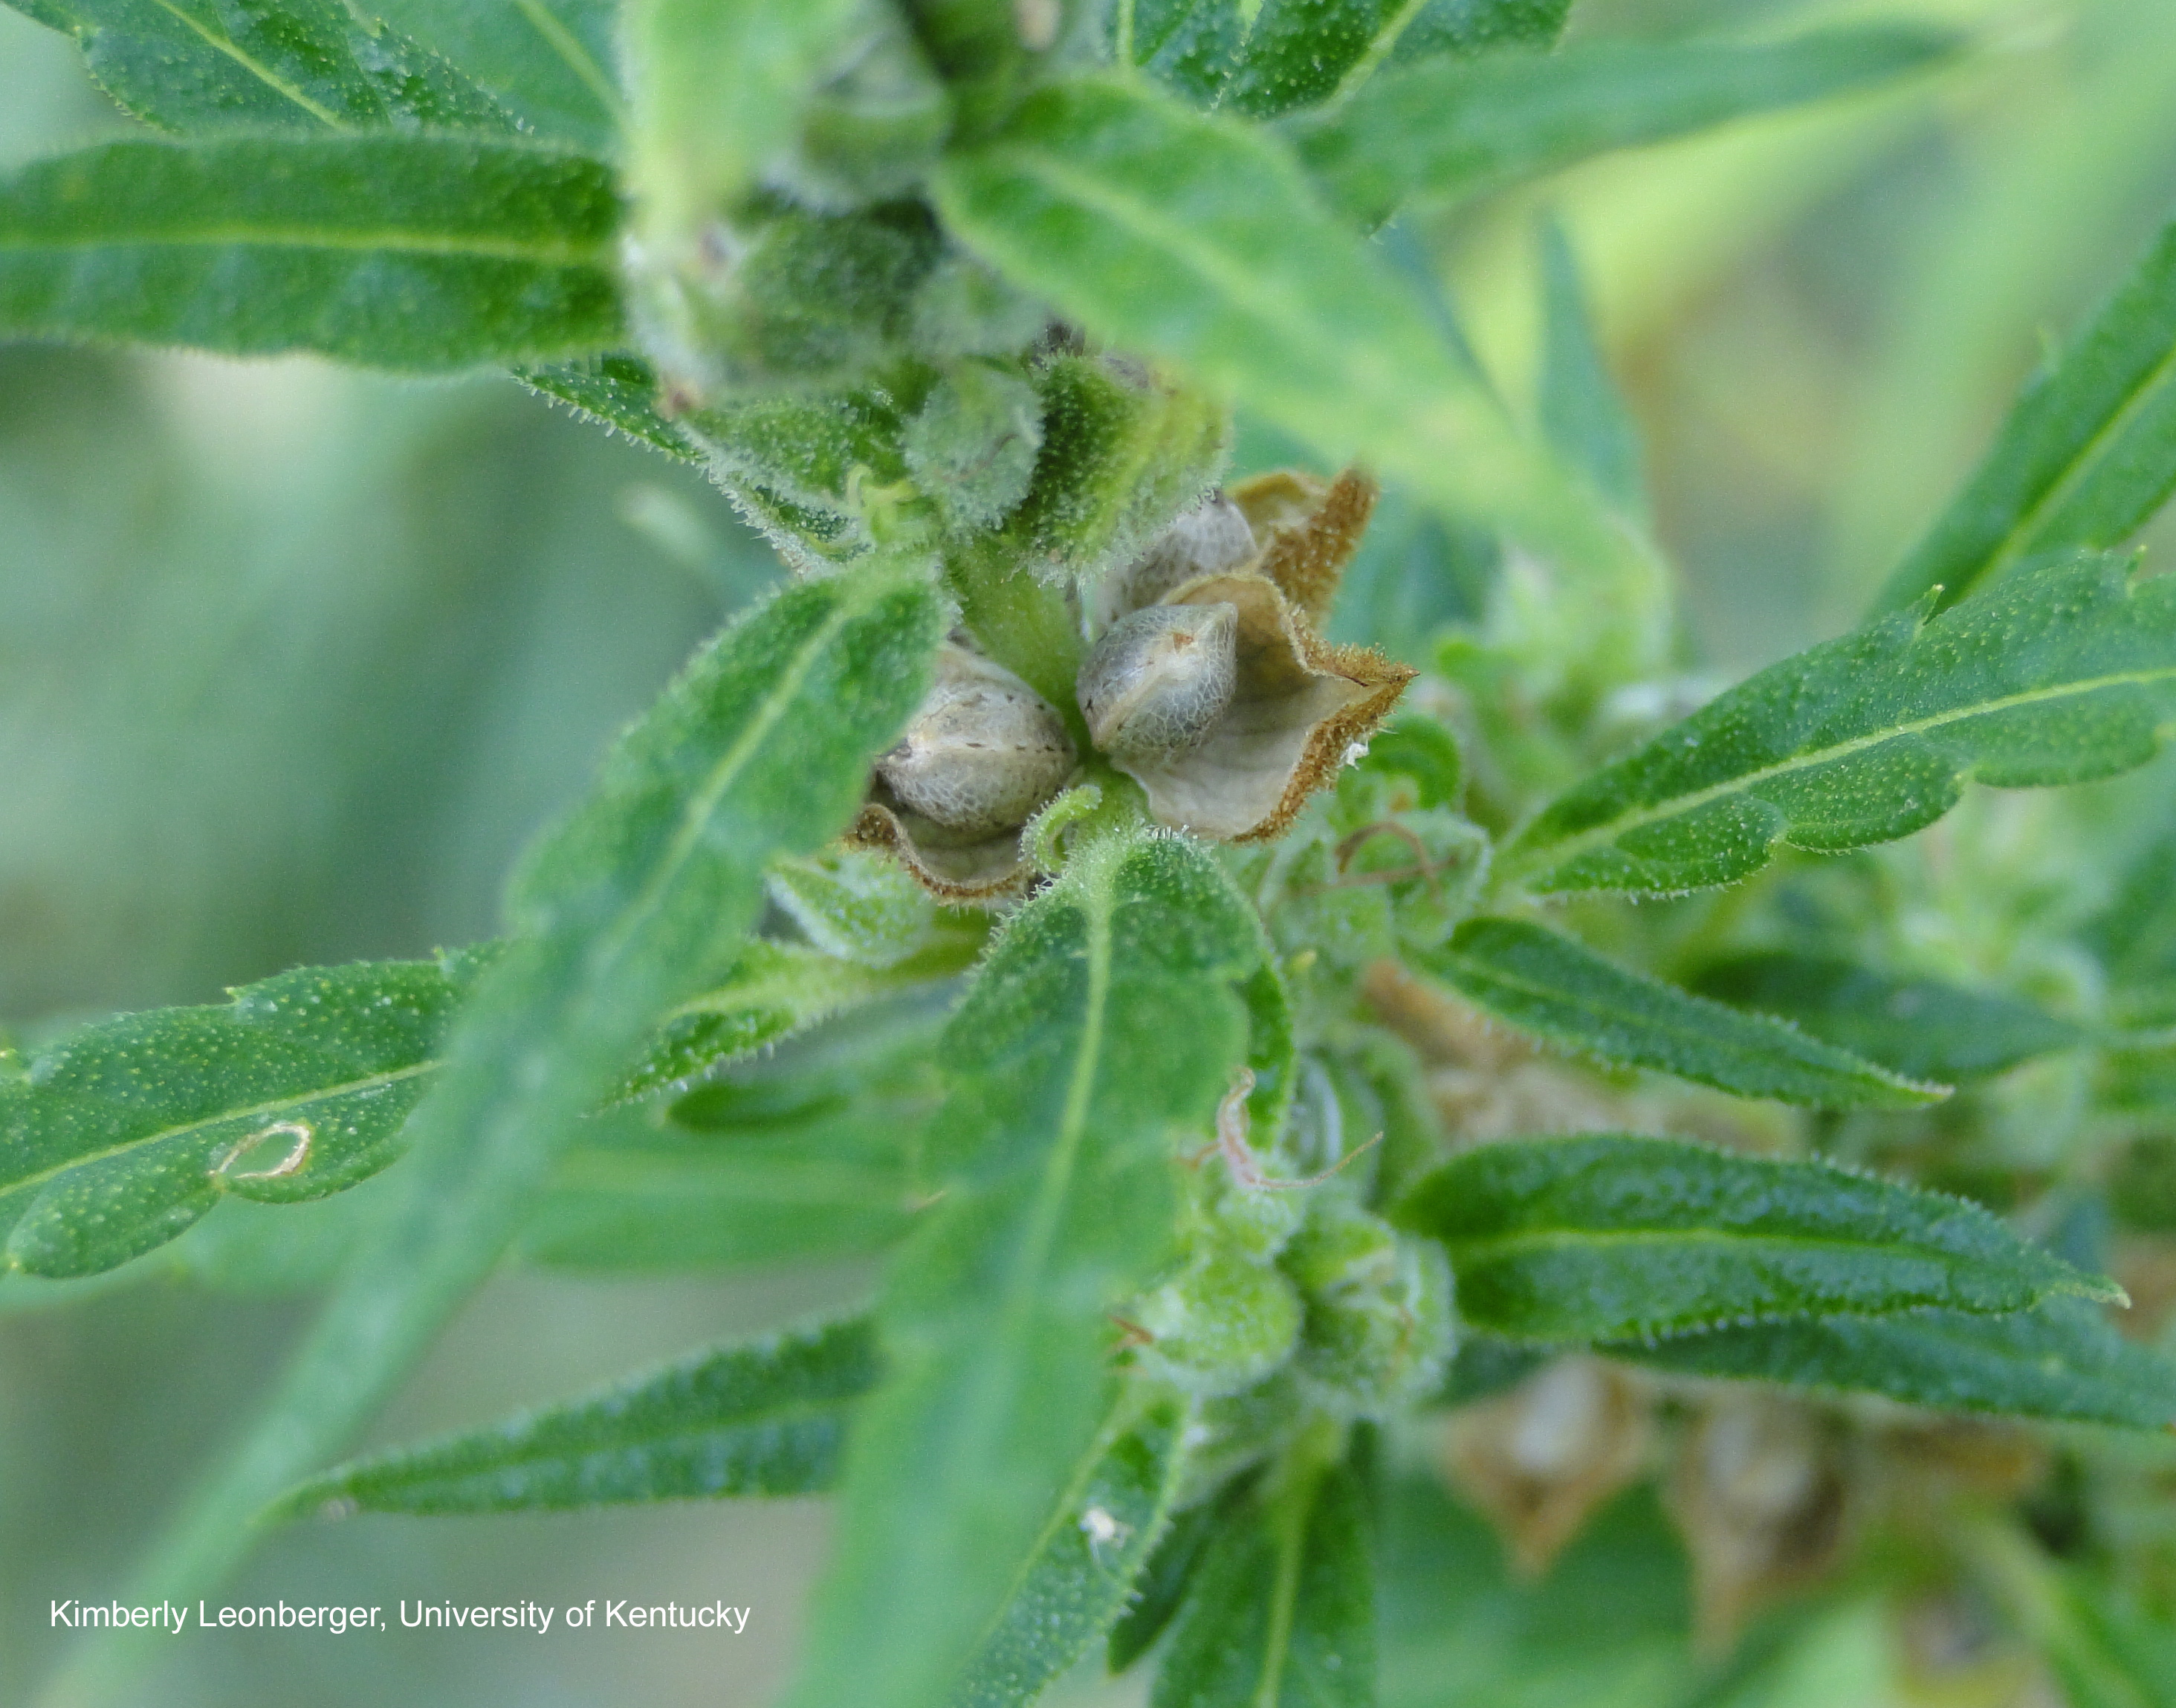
[4,1,2175,1703]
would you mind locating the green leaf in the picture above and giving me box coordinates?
[0,136,623,370]
[1689,951,2085,1083]
[785,829,1263,1708]
[367,0,623,154]
[1605,1299,2176,1431]
[10,0,517,136]
[1394,1133,2120,1343]
[2082,815,2176,1002]
[951,1397,1197,1708]
[1538,216,1645,518]
[1414,919,1942,1108]
[0,957,467,1279]
[516,354,701,460]
[1875,216,2176,617]
[1151,1455,1375,1708]
[1498,557,2176,899]
[1107,1487,1225,1672]
[275,1317,879,1518]
[1289,28,1952,226]
[931,75,1645,589]
[79,565,942,1690]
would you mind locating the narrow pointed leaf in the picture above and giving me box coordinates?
[1690,952,2085,1083]
[516,354,702,460]
[1605,1299,2176,1430]
[931,75,1631,572]
[1539,217,1645,517]
[0,137,623,369]
[8,0,517,136]
[1108,1489,1226,1672]
[1394,1133,2120,1343]
[1290,29,1951,225]
[1499,557,2176,898]
[1415,919,1943,1108]
[785,830,1263,1708]
[368,0,623,154]
[0,958,467,1279]
[274,1317,879,1518]
[85,566,942,1684]
[1151,1459,1375,1708]
[2082,815,2176,1009]
[951,1399,1197,1708]
[1875,216,2176,616]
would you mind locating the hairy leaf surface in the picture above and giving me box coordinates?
[0,137,622,369]
[1395,1134,2118,1343]
[933,75,1625,569]
[1607,1300,2176,1430]
[0,958,467,1279]
[786,830,1261,1708]
[1691,951,2085,1083]
[369,0,621,153]
[1290,29,1949,224]
[10,0,515,135]
[1500,557,2176,898]
[517,354,701,459]
[952,1400,1195,1708]
[276,1317,878,1518]
[1415,919,1942,1108]
[100,565,942,1655]
[1876,217,2176,615]
[1151,1459,1374,1708]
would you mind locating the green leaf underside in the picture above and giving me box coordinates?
[12,0,516,136]
[1691,952,2086,1082]
[515,353,699,459]
[931,75,1613,561]
[1605,1301,2176,1431]
[1416,919,1942,1108]
[951,1400,1195,1708]
[0,959,466,1278]
[106,566,941,1649]
[786,831,1261,1708]
[1289,29,1950,224]
[0,137,622,369]
[276,1317,878,1518]
[1501,557,2176,898]
[1876,216,2176,615]
[1394,1133,2117,1343]
[1151,1460,1374,1708]
[367,0,621,154]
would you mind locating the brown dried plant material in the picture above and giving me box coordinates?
[1087,468,1411,841]
[1444,1356,1653,1576]
[1666,1394,1853,1649]
[852,643,1075,902]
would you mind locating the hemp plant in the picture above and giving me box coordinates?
[7,1,2176,1705]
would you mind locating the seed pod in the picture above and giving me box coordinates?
[1095,492,1257,625]
[875,645,1075,841]
[1078,602,1239,763]
[1132,1244,1304,1398]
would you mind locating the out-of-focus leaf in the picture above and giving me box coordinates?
[0,137,623,369]
[85,565,942,1680]
[1394,1133,2119,1343]
[932,75,1637,580]
[2082,816,2176,1007]
[951,1398,1196,1708]
[1538,217,1645,518]
[785,829,1262,1708]
[1290,29,1951,225]
[1498,557,2176,899]
[1875,216,2176,617]
[1150,1456,1374,1708]
[1415,919,1942,1108]
[369,0,622,154]
[1689,951,2085,1083]
[274,1317,878,1518]
[517,354,700,460]
[1107,1485,1226,1673]
[9,0,516,136]
[2040,1571,2176,1708]
[0,957,468,1278]
[1606,1299,2176,1430]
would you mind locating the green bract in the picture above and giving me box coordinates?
[7,0,2176,1704]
